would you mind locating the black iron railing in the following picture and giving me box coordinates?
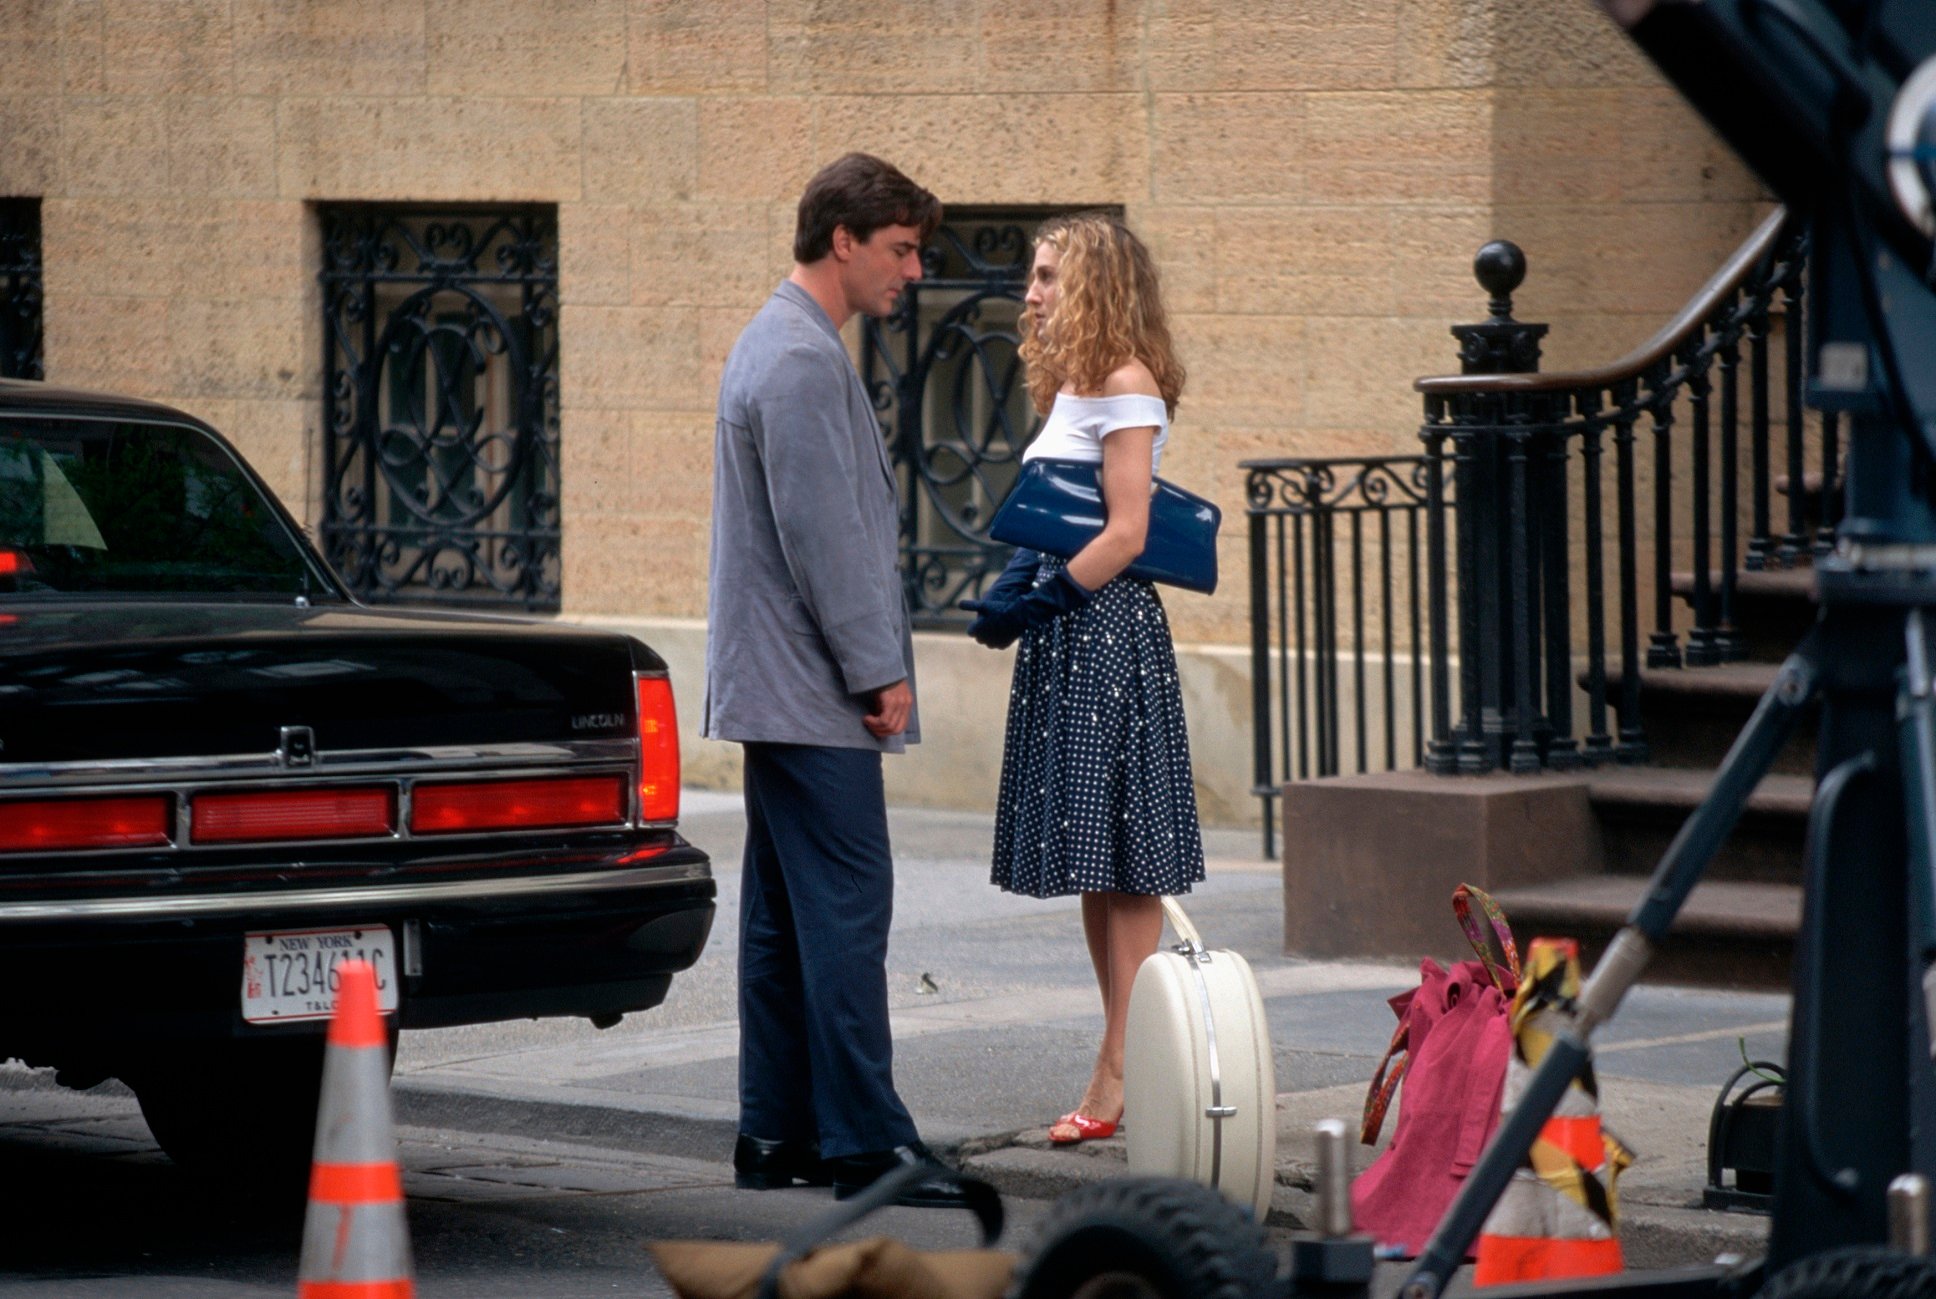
[1246,208,1824,845]
[1419,210,1813,774]
[1243,456,1454,856]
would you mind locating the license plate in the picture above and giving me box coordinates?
[242,925,399,1024]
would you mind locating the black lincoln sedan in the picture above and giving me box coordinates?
[0,379,714,1170]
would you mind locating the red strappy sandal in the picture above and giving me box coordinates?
[1049,1111,1122,1144]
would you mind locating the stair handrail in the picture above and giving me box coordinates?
[1416,205,1816,776]
[1414,207,1789,398]
[1241,204,1818,843]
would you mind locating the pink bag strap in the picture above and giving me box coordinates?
[1360,1017,1411,1145]
[1453,883,1520,995]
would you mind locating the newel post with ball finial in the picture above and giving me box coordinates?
[1422,240,1578,776]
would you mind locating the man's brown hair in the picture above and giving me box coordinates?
[793,153,941,263]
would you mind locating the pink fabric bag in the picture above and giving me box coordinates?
[1350,886,1520,1259]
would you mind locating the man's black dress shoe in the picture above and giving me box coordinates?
[733,1134,830,1190]
[828,1141,971,1208]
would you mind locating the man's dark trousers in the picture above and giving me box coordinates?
[738,741,920,1159]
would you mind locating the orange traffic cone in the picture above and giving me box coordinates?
[297,960,414,1299]
[1473,937,1632,1287]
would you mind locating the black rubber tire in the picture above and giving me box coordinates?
[1008,1176,1279,1299]
[127,1035,333,1181]
[1757,1246,1936,1299]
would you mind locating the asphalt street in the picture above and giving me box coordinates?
[0,1071,1043,1298]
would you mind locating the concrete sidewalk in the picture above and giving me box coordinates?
[393,789,1789,1273]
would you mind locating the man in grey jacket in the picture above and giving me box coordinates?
[705,154,965,1208]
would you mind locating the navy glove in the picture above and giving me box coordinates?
[974,549,1042,611]
[957,549,1040,649]
[958,566,1093,650]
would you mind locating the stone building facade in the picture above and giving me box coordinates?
[0,0,1764,825]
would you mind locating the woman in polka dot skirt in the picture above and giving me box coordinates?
[960,212,1206,1147]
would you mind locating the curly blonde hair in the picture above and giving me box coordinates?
[1018,213,1185,418]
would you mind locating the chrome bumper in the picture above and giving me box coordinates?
[0,860,711,923]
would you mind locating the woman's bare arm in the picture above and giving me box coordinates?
[1064,361,1160,591]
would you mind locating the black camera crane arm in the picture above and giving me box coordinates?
[1614,0,1936,472]
[1616,0,1932,257]
[1393,7,1936,1297]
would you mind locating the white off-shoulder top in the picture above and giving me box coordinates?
[1022,392,1171,473]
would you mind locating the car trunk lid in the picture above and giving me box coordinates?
[0,601,645,767]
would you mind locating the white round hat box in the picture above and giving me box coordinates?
[1123,897,1277,1223]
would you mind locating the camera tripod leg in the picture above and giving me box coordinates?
[1897,608,1936,1055]
[1397,635,1824,1299]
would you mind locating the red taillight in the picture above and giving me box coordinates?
[410,774,625,835]
[636,676,679,823]
[0,795,172,854]
[0,549,26,575]
[192,787,395,844]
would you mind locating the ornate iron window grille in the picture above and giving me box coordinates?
[319,204,560,611]
[0,199,44,381]
[862,210,1090,626]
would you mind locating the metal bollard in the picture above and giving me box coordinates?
[1316,1119,1354,1238]
[1890,1173,1931,1256]
[1287,1120,1376,1297]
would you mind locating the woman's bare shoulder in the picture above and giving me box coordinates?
[1099,358,1161,398]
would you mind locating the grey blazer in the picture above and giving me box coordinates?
[703,281,919,752]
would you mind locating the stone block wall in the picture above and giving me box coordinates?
[0,0,1764,654]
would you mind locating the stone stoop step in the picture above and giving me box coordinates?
[1546,742,1812,990]
[1490,875,1800,991]
[1667,566,1817,662]
[1589,767,1812,883]
[1561,566,1818,989]
[1588,766,1813,817]
[1667,567,1816,603]
[1594,660,1819,777]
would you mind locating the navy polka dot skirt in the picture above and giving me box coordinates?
[991,557,1207,899]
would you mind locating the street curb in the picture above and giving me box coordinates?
[1619,1202,1770,1271]
[960,1143,1313,1234]
[959,1133,1772,1268]
[393,1082,744,1165]
[392,1080,986,1167]
[397,1078,1773,1269]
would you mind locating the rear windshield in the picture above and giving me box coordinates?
[0,417,327,599]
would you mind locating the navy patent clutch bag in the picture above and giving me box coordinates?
[988,457,1221,595]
